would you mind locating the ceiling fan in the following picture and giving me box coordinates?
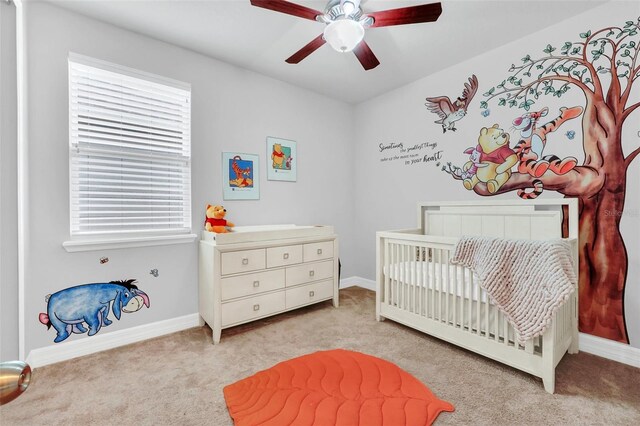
[250,0,442,70]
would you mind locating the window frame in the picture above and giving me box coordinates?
[63,53,196,252]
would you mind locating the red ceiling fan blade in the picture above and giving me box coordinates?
[353,41,380,71]
[250,0,322,22]
[367,2,442,28]
[286,34,326,64]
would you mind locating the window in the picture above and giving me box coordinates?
[66,54,192,249]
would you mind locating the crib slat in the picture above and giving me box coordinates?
[384,240,390,308]
[452,264,457,327]
[525,338,534,354]
[484,290,490,339]
[504,315,509,346]
[411,245,416,314]
[476,277,481,335]
[398,244,408,309]
[405,244,408,312]
[434,249,438,321]
[417,246,422,316]
[400,243,404,309]
[407,244,411,311]
[401,244,406,310]
[410,244,414,314]
[393,243,398,307]
[444,250,450,324]
[495,302,500,342]
[413,245,417,314]
[430,248,435,319]
[396,243,400,309]
[388,242,393,306]
[465,269,473,333]
[407,244,412,312]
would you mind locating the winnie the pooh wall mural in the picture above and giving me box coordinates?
[39,279,150,343]
[445,18,640,344]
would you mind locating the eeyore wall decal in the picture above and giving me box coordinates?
[39,279,150,343]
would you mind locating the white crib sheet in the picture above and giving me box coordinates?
[383,261,486,302]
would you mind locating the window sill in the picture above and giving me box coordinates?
[62,233,198,253]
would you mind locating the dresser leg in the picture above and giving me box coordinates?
[198,316,205,327]
[333,294,339,308]
[213,326,222,345]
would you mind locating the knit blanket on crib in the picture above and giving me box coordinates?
[451,237,576,343]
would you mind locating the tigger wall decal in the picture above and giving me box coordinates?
[510,106,582,199]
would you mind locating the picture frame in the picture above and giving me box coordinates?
[266,136,297,182]
[222,152,260,200]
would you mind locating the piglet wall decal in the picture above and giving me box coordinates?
[39,279,150,343]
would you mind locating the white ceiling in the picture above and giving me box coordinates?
[45,0,607,103]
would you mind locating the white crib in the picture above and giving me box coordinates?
[375,200,579,393]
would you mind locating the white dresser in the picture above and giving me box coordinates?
[198,225,339,344]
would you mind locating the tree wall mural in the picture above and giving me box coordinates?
[447,17,640,343]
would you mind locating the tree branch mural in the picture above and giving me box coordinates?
[447,17,640,343]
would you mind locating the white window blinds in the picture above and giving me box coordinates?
[68,56,191,237]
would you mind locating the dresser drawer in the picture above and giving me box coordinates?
[266,245,303,268]
[221,249,266,275]
[286,260,333,287]
[221,292,285,327]
[303,241,334,262]
[286,280,333,309]
[220,269,285,301]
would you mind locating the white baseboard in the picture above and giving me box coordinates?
[579,333,640,368]
[340,276,376,291]
[26,313,200,368]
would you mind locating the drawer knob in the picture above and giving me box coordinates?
[253,304,260,311]
[242,258,249,265]
[309,270,315,277]
[283,253,289,260]
[317,248,323,255]
[309,291,315,297]
[253,281,260,288]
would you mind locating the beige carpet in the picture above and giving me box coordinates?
[1,287,638,425]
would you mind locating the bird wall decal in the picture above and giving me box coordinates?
[425,75,479,133]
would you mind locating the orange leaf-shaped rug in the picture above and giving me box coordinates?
[223,349,454,426]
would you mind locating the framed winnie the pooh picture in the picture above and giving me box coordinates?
[266,136,297,182]
[222,152,260,200]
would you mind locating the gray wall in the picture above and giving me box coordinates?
[352,2,639,346]
[0,0,19,361]
[22,1,355,355]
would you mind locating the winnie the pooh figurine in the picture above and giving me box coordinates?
[204,205,235,233]
[464,124,518,194]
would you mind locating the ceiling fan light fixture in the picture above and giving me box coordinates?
[323,18,365,53]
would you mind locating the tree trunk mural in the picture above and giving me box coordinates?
[449,18,640,343]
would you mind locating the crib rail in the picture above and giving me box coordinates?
[376,230,547,353]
